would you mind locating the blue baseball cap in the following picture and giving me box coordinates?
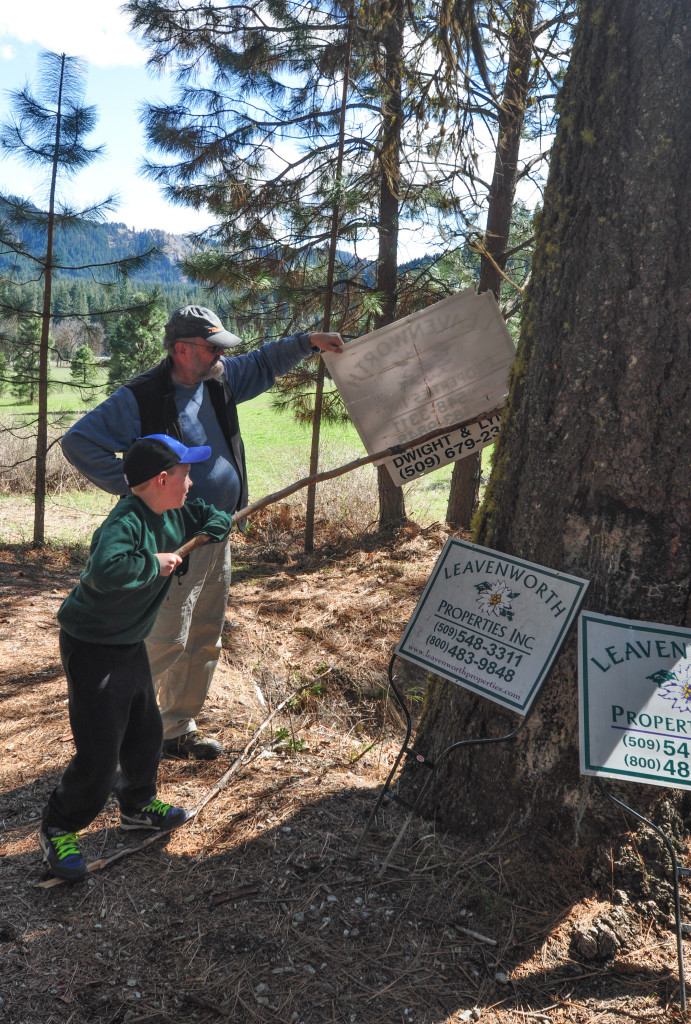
[123,433,212,487]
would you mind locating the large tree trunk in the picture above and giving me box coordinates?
[401,0,691,845]
[446,0,536,530]
[375,0,406,533]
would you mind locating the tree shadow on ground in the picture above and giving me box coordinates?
[1,540,685,1022]
[0,665,65,703]
[1,769,684,1024]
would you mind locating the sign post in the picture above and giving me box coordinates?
[579,611,691,1010]
[355,540,588,874]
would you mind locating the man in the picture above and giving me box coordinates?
[62,305,344,760]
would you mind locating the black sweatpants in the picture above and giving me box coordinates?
[43,630,164,833]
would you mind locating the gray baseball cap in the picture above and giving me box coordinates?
[165,305,243,348]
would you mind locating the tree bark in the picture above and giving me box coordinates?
[401,0,691,845]
[446,0,536,531]
[375,0,406,533]
[445,453,482,531]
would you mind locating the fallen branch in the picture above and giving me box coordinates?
[35,668,333,889]
[187,666,333,821]
[177,407,498,555]
[348,740,379,765]
[170,409,501,560]
[452,923,498,946]
[174,533,210,559]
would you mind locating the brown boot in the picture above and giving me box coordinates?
[162,730,223,760]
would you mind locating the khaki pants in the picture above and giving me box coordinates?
[146,540,231,740]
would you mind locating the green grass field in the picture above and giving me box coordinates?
[0,364,105,419]
[238,391,465,527]
[1,364,482,541]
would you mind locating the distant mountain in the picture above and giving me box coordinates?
[2,199,462,294]
[0,200,193,286]
[89,222,194,283]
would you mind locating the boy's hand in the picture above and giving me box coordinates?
[156,552,183,576]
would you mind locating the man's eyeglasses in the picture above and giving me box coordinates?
[185,340,225,356]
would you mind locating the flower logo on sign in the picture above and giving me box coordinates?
[474,580,519,621]
[651,663,691,714]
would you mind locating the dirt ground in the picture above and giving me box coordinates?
[1,506,688,1024]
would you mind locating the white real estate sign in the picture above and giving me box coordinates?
[579,611,691,789]
[377,412,502,486]
[396,538,589,714]
[322,289,515,485]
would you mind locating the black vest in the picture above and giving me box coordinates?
[124,357,248,517]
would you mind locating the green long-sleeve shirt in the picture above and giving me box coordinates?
[58,494,231,644]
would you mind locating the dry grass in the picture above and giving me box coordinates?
[0,426,416,548]
[0,420,90,496]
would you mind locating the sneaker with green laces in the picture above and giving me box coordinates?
[120,798,189,832]
[39,827,87,881]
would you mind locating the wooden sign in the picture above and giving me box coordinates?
[322,289,514,484]
[376,413,502,485]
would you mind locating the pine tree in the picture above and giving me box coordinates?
[69,342,98,401]
[402,0,691,841]
[106,292,168,389]
[0,51,158,543]
[431,0,575,529]
[11,318,43,404]
[125,1,573,534]
[125,0,484,532]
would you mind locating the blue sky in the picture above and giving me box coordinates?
[0,2,212,235]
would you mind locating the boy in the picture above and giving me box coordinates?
[40,434,232,881]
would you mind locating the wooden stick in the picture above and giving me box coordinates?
[35,669,332,889]
[36,831,166,888]
[169,407,502,561]
[452,924,498,946]
[174,533,210,559]
[186,667,332,821]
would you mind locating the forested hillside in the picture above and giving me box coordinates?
[0,201,201,317]
[0,199,190,282]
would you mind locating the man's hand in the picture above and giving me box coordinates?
[156,552,183,576]
[309,331,345,354]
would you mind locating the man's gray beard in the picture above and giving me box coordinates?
[198,359,225,382]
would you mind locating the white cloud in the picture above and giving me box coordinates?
[0,3,145,68]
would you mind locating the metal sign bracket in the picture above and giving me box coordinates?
[354,652,536,876]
